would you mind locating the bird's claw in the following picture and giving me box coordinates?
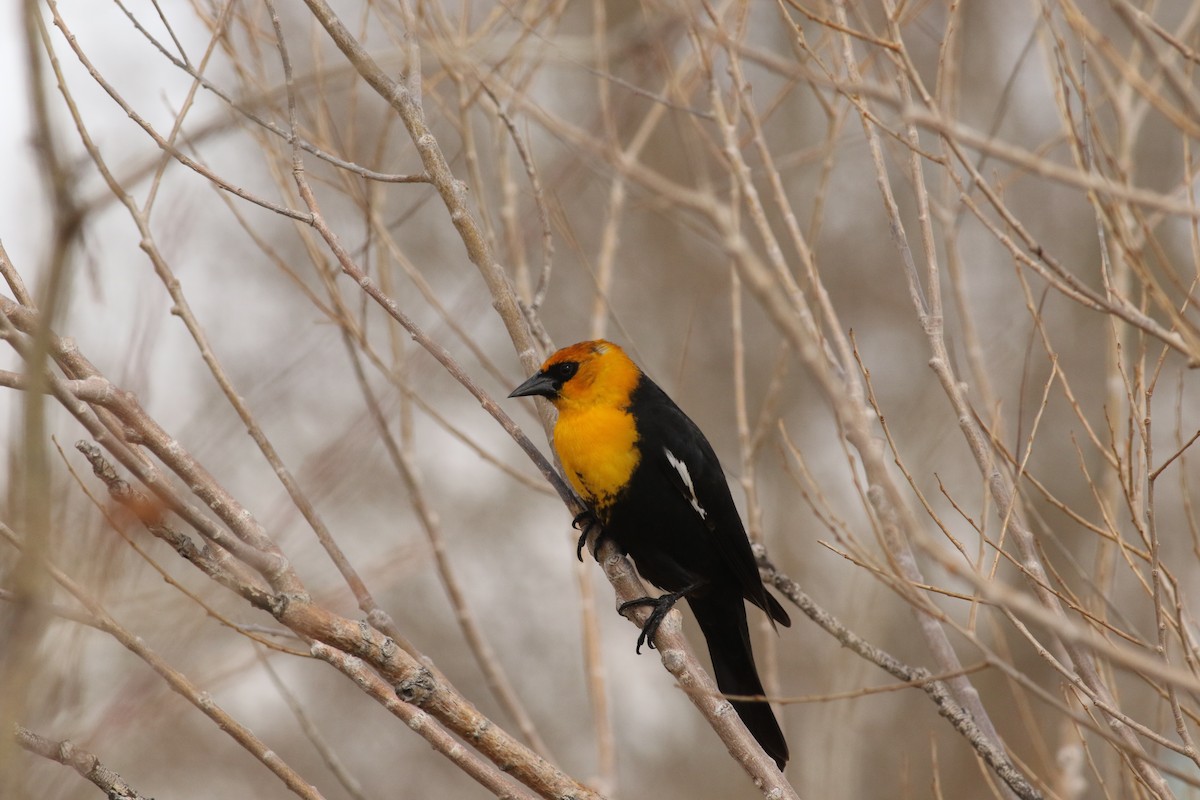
[618,584,699,654]
[617,597,661,653]
[573,510,602,561]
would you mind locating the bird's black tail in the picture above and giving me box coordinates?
[688,591,789,770]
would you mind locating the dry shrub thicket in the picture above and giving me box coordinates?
[3,1,1200,798]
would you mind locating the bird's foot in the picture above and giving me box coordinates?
[618,583,702,654]
[573,510,605,562]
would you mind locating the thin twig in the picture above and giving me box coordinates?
[758,555,1041,800]
[15,726,154,800]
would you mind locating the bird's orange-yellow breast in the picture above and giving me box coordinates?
[543,340,644,514]
[554,405,640,512]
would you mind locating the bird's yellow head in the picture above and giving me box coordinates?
[509,340,642,412]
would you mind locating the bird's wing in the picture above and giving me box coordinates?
[634,380,789,625]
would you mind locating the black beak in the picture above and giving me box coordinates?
[509,372,558,399]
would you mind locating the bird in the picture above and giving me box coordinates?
[509,339,791,770]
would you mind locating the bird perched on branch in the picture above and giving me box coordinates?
[510,339,790,770]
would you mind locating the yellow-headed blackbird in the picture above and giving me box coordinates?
[510,339,790,769]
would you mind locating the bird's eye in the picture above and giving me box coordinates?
[554,361,579,380]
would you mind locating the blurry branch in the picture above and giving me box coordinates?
[932,606,1200,791]
[137,0,235,215]
[0,522,325,800]
[837,2,1183,795]
[265,0,549,758]
[716,28,1200,365]
[1,300,291,586]
[42,0,313,222]
[297,0,545,380]
[769,3,1200,796]
[258,651,370,800]
[336,328,553,757]
[757,554,1041,800]
[711,5,1026,790]
[31,1,610,789]
[782,500,1200,786]
[60,2,489,762]
[718,9,1016,793]
[479,84,554,314]
[204,177,550,497]
[0,588,99,630]
[15,726,153,800]
[308,643,541,800]
[106,0,429,197]
[1150,429,1200,482]
[0,235,34,308]
[709,11,1017,792]
[927,128,1200,367]
[818,7,1010,796]
[717,26,1200,217]
[274,68,574,508]
[264,21,593,755]
[0,298,599,800]
[76,427,537,800]
[0,370,117,402]
[1,4,84,794]
[46,0,378,623]
[67,440,305,657]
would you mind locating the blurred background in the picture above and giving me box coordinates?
[3,1,1200,798]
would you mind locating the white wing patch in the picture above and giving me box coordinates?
[664,447,708,520]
